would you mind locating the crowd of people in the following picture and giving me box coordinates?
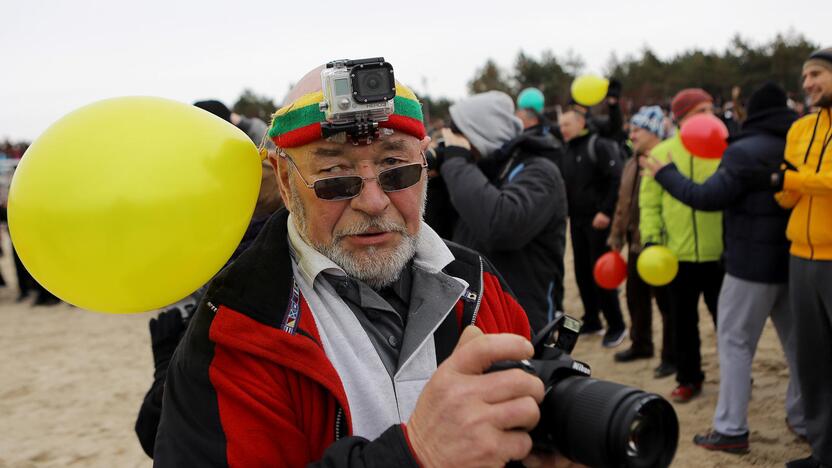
[1,48,830,467]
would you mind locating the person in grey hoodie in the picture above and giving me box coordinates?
[436,91,568,334]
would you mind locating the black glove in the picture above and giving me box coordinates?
[149,307,188,379]
[607,78,622,99]
[443,145,473,163]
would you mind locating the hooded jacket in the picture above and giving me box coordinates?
[153,209,531,467]
[440,131,567,334]
[639,133,723,262]
[777,108,832,260]
[652,100,797,282]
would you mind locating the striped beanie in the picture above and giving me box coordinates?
[267,82,426,148]
[630,106,667,139]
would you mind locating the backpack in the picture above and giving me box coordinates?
[586,133,628,167]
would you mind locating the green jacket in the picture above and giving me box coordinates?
[639,133,723,262]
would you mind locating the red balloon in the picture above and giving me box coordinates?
[594,251,628,290]
[679,113,729,159]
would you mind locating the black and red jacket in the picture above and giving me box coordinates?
[153,209,531,467]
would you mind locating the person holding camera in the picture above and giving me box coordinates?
[153,61,582,467]
[433,90,568,335]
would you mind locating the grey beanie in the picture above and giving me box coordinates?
[449,91,523,157]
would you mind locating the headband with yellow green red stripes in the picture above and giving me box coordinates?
[267,83,426,148]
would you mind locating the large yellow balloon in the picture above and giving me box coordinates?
[8,97,261,313]
[570,75,610,107]
[636,246,679,287]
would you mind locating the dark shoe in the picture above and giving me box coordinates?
[671,382,702,403]
[693,430,749,454]
[653,362,677,379]
[16,291,31,302]
[614,347,654,362]
[602,328,627,348]
[786,456,828,468]
[579,323,604,336]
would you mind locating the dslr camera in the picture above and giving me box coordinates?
[490,314,679,468]
[320,57,396,144]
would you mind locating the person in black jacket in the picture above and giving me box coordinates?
[640,82,806,454]
[438,90,568,335]
[558,107,626,347]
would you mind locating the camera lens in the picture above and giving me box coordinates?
[351,63,395,103]
[537,377,678,468]
[363,72,382,91]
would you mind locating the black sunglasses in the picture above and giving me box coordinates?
[282,153,427,201]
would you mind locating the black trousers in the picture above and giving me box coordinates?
[670,261,722,385]
[626,248,674,362]
[570,218,625,331]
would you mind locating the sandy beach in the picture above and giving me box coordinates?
[0,226,813,467]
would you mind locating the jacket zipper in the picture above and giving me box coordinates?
[334,406,345,441]
[807,197,815,259]
[470,258,484,325]
[689,156,700,261]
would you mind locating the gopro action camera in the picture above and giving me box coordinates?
[320,57,396,144]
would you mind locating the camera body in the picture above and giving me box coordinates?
[490,314,679,468]
[320,57,396,143]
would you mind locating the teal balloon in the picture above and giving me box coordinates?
[517,88,545,113]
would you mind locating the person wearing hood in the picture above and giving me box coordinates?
[558,106,627,348]
[640,82,806,454]
[437,90,567,334]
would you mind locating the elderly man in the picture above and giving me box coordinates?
[153,59,573,467]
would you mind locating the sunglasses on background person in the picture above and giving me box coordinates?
[281,152,428,201]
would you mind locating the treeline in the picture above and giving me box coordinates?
[424,31,818,119]
[233,32,820,123]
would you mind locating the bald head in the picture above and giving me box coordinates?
[283,65,325,106]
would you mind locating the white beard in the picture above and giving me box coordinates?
[288,176,426,290]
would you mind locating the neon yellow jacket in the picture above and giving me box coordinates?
[777,109,832,260]
[639,133,723,262]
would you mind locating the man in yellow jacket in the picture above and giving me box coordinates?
[775,48,832,468]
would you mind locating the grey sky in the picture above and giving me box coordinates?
[2,0,828,141]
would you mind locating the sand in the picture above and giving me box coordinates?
[0,225,814,467]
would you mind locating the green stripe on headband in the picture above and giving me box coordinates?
[269,103,323,138]
[393,96,422,121]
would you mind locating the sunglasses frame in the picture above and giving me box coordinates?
[280,150,428,201]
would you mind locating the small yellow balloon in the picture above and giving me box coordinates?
[8,97,262,313]
[570,75,610,107]
[636,246,679,287]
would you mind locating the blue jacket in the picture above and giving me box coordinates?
[653,108,797,283]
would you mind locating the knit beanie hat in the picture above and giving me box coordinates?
[630,106,667,139]
[670,88,712,120]
[746,81,788,119]
[449,91,523,157]
[194,100,232,122]
[804,48,832,73]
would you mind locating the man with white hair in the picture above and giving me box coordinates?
[153,60,577,467]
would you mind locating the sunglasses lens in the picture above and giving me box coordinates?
[378,164,424,191]
[314,176,363,200]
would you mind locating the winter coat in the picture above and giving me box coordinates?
[639,133,723,262]
[558,131,623,219]
[609,156,643,252]
[441,131,567,333]
[652,107,797,283]
[777,108,832,260]
[153,209,531,467]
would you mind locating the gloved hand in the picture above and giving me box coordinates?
[149,307,188,379]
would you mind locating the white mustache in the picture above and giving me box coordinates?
[334,217,407,239]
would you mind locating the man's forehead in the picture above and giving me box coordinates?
[803,64,830,79]
[300,134,420,158]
